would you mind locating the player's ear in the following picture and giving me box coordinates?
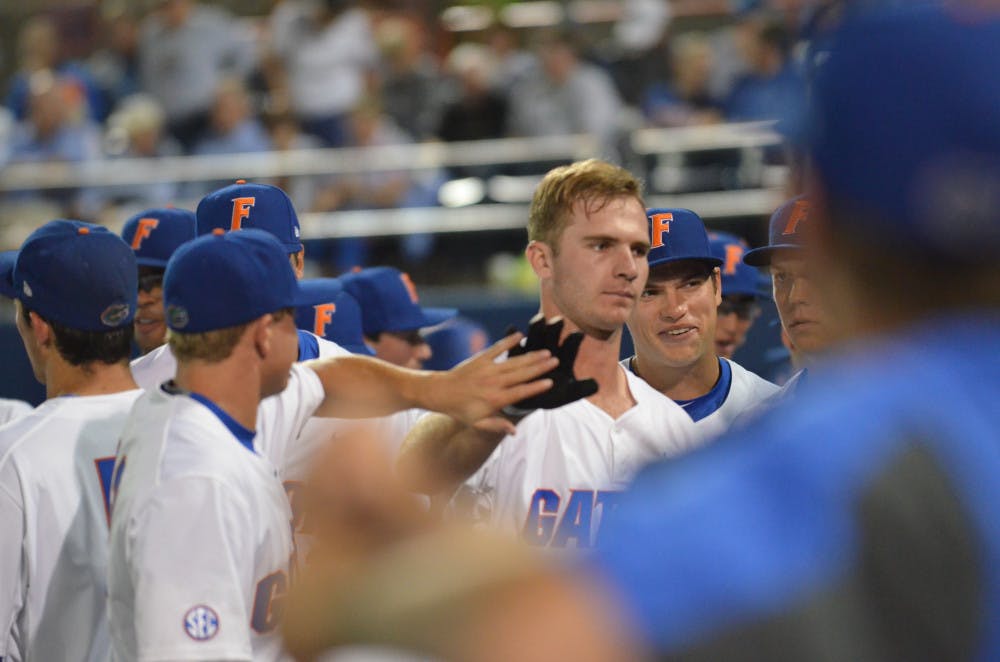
[251,314,273,359]
[526,240,554,280]
[289,250,305,279]
[20,306,54,349]
[712,268,722,306]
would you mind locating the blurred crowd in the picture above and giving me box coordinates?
[0,0,818,248]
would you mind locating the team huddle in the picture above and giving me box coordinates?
[3,3,999,661]
[0,152,804,660]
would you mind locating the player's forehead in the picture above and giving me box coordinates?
[563,195,648,242]
[768,249,807,273]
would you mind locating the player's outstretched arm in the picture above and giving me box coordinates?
[305,333,557,425]
[396,413,505,495]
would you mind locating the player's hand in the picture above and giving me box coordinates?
[502,315,598,419]
[425,332,558,430]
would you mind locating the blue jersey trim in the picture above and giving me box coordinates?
[674,358,732,422]
[162,382,257,453]
[297,329,320,361]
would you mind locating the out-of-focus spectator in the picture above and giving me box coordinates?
[6,16,106,122]
[312,97,440,269]
[436,42,509,180]
[86,7,142,113]
[139,0,257,150]
[437,43,508,143]
[103,94,182,206]
[192,79,271,157]
[642,33,723,127]
[6,71,103,217]
[725,16,804,121]
[606,0,673,106]
[507,32,624,160]
[484,26,536,90]
[263,110,323,212]
[269,0,378,147]
[375,16,447,141]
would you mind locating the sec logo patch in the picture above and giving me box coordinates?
[183,605,220,641]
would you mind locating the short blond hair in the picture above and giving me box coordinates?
[528,159,644,251]
[168,323,250,363]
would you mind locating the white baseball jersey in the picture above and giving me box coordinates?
[130,331,348,391]
[456,367,698,549]
[620,356,778,440]
[0,390,142,662]
[0,399,32,427]
[108,365,325,662]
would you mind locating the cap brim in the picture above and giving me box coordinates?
[742,244,801,267]
[649,255,724,269]
[0,251,18,299]
[417,307,458,329]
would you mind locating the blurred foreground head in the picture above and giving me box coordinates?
[796,2,1000,339]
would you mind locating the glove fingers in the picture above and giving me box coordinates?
[556,330,585,366]
[524,314,547,350]
[543,317,564,351]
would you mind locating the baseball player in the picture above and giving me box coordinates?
[743,196,833,398]
[120,207,197,355]
[280,8,1000,661]
[623,209,777,438]
[708,230,769,359]
[294,277,375,358]
[0,221,141,662]
[129,181,351,391]
[108,229,562,661]
[341,266,457,370]
[398,159,698,549]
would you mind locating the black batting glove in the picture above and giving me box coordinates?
[502,315,598,419]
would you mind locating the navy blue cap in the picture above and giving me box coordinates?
[0,220,136,331]
[196,181,303,253]
[423,317,490,371]
[709,231,769,299]
[341,267,457,335]
[164,229,326,333]
[121,207,197,268]
[742,197,809,267]
[798,5,1000,259]
[294,278,375,356]
[646,208,723,268]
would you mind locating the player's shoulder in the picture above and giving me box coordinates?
[130,344,177,390]
[724,358,780,397]
[623,366,693,418]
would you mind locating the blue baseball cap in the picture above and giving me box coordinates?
[423,318,490,371]
[196,180,303,253]
[742,197,809,267]
[294,278,375,356]
[709,231,769,299]
[121,207,197,268]
[646,208,723,268]
[341,267,457,335]
[0,220,137,331]
[164,229,326,333]
[796,5,1000,259]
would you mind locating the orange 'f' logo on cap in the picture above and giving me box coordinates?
[230,197,256,230]
[650,213,673,249]
[400,273,419,303]
[782,200,809,236]
[723,243,744,275]
[313,303,336,337]
[131,218,159,249]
